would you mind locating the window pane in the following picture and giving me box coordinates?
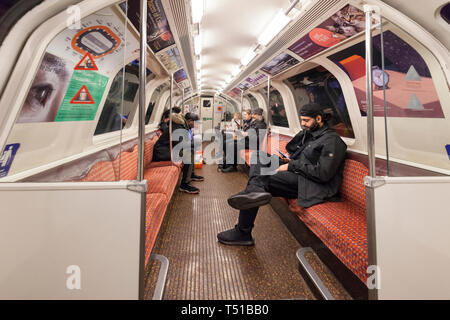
[146,83,168,124]
[285,66,355,138]
[246,93,259,110]
[441,3,450,24]
[260,86,289,127]
[94,62,140,135]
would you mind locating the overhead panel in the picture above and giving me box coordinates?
[165,0,197,91]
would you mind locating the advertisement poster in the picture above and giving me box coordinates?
[261,52,300,76]
[17,5,141,124]
[55,70,109,121]
[237,82,251,91]
[245,70,267,87]
[156,46,183,73]
[174,68,187,83]
[47,6,139,77]
[0,143,20,178]
[288,4,366,60]
[226,88,241,99]
[121,0,175,53]
[328,30,444,118]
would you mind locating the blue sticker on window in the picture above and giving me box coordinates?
[446,144,450,160]
[0,143,20,178]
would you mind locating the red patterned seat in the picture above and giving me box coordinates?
[239,133,291,165]
[144,165,180,199]
[285,159,369,283]
[145,193,169,265]
[112,146,138,181]
[80,160,116,182]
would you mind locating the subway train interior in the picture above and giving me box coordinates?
[0,0,449,301]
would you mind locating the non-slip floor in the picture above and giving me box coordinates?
[144,164,316,300]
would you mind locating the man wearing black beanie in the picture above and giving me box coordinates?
[218,103,347,246]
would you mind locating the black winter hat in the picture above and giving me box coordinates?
[299,103,325,117]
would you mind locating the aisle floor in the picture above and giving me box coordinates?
[144,164,316,300]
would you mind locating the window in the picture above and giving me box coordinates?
[440,3,450,24]
[146,83,168,124]
[285,66,355,138]
[246,93,259,110]
[260,86,289,127]
[94,62,140,135]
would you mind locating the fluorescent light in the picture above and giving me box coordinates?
[196,57,202,70]
[192,0,204,24]
[257,9,291,46]
[231,67,241,77]
[241,49,257,66]
[194,33,202,55]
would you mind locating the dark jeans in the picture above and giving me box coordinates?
[238,151,298,231]
[181,146,196,184]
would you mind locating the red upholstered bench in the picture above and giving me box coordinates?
[81,133,181,266]
[239,132,291,166]
[283,159,369,283]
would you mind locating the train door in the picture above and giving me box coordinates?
[200,97,213,133]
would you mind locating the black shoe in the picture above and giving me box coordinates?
[190,174,204,181]
[227,190,271,210]
[179,183,200,194]
[217,225,254,246]
[221,165,237,173]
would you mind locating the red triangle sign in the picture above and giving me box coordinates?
[70,85,95,104]
[74,53,98,71]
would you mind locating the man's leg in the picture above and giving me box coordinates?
[218,170,298,246]
[227,151,283,209]
[179,163,200,194]
[217,207,258,246]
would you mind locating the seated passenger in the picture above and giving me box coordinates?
[153,110,202,194]
[184,112,204,182]
[217,103,347,245]
[220,108,267,173]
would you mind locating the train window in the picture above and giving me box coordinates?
[0,0,15,20]
[284,66,355,138]
[328,29,444,119]
[94,62,140,136]
[146,83,168,125]
[440,3,450,24]
[246,93,259,110]
[260,86,289,127]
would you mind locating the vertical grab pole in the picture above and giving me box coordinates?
[364,5,378,300]
[137,0,147,182]
[169,73,174,163]
[265,76,271,153]
[137,0,147,300]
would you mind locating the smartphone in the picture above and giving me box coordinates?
[278,149,289,159]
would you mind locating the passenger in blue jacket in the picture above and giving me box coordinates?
[218,103,347,246]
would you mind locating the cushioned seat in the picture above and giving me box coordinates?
[287,198,368,282]
[283,159,369,283]
[80,160,116,182]
[144,165,180,199]
[145,192,169,265]
[112,146,138,181]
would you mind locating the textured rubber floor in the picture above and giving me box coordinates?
[144,164,315,300]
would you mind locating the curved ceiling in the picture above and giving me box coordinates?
[198,0,290,93]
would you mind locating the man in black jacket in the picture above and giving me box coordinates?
[217,103,347,246]
[153,109,203,194]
